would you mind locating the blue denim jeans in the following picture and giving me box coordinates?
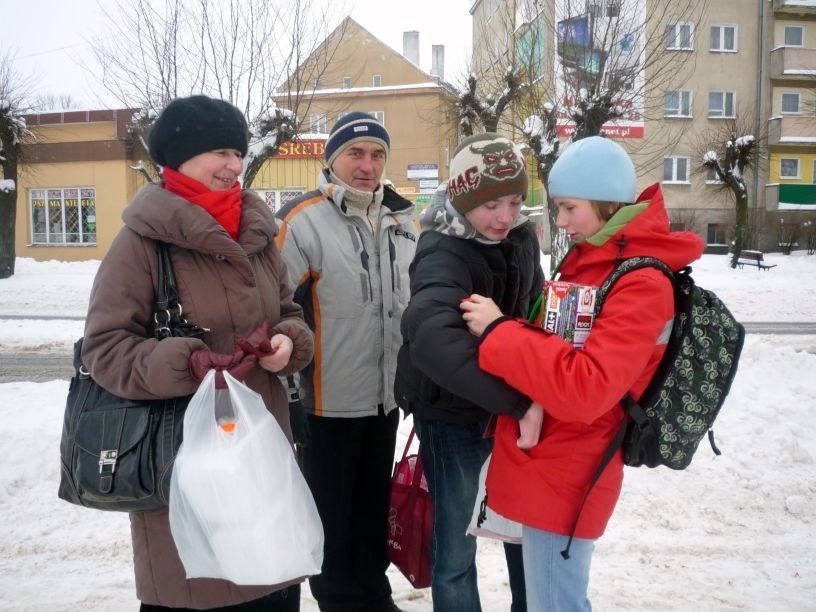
[414,417,526,612]
[521,526,595,612]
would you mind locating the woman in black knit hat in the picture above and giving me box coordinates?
[80,95,315,611]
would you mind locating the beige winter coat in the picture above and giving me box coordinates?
[81,183,314,608]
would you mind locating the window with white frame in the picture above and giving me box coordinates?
[665,23,693,50]
[368,111,385,124]
[710,24,737,52]
[664,90,692,117]
[372,74,382,87]
[784,25,804,47]
[781,92,801,114]
[256,189,306,214]
[780,158,800,179]
[342,76,352,89]
[663,156,690,183]
[30,187,96,245]
[310,114,327,133]
[708,91,735,118]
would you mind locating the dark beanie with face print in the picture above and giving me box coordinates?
[446,132,528,215]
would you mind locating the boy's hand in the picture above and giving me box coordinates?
[460,294,503,336]
[517,402,544,450]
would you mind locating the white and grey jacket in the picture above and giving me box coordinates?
[275,170,417,417]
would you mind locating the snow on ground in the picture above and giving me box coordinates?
[0,252,815,611]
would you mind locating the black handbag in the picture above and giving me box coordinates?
[58,242,206,512]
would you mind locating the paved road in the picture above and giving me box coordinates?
[0,321,814,384]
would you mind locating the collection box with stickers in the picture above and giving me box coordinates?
[530,281,597,348]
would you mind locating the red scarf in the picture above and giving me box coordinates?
[162,167,243,240]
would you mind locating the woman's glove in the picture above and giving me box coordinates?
[237,322,273,357]
[189,348,257,389]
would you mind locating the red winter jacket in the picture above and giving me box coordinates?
[480,183,704,539]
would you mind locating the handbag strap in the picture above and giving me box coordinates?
[153,241,188,340]
[155,241,180,314]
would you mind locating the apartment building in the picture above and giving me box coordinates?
[470,0,816,252]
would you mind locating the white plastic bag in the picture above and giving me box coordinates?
[169,370,324,585]
[466,453,522,544]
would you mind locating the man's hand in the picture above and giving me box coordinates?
[460,294,503,336]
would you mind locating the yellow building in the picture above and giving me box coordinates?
[268,17,461,209]
[16,109,146,262]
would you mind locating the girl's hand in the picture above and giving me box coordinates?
[517,402,544,450]
[460,294,503,336]
[259,334,293,373]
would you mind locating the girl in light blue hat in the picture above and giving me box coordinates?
[462,136,705,612]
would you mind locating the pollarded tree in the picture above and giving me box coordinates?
[697,117,762,268]
[89,0,348,186]
[0,51,32,279]
[457,69,526,137]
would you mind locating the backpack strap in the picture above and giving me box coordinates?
[561,256,678,559]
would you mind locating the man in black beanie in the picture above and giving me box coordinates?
[275,112,417,612]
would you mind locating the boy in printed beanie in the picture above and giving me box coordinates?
[275,112,416,612]
[394,132,542,611]
[461,136,704,610]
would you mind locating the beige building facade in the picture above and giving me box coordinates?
[271,17,461,209]
[470,0,816,252]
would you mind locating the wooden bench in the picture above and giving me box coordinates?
[737,250,777,270]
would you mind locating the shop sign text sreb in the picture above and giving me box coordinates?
[275,139,326,158]
[407,163,439,181]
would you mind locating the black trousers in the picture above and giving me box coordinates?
[139,584,300,611]
[302,408,400,612]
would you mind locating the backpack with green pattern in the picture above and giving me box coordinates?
[596,256,746,470]
[562,256,745,559]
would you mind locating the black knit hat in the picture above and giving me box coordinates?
[447,133,528,214]
[325,112,391,168]
[148,95,249,169]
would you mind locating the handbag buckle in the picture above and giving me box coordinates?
[99,450,118,474]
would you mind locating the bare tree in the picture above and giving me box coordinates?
[457,70,526,136]
[0,51,33,279]
[31,93,80,112]
[465,0,710,270]
[88,0,348,186]
[697,116,763,268]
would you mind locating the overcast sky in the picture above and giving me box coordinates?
[3,0,474,110]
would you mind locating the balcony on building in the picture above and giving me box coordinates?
[773,0,816,15]
[766,183,816,211]
[769,46,816,80]
[767,115,816,146]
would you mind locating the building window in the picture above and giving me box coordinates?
[781,92,801,114]
[706,223,728,246]
[29,187,96,245]
[367,111,385,124]
[664,90,692,117]
[708,91,735,118]
[784,25,804,47]
[342,76,352,89]
[780,158,800,179]
[706,167,722,183]
[372,74,382,87]
[314,78,323,90]
[257,189,305,214]
[663,156,690,183]
[309,114,327,133]
[665,23,693,50]
[710,25,737,52]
